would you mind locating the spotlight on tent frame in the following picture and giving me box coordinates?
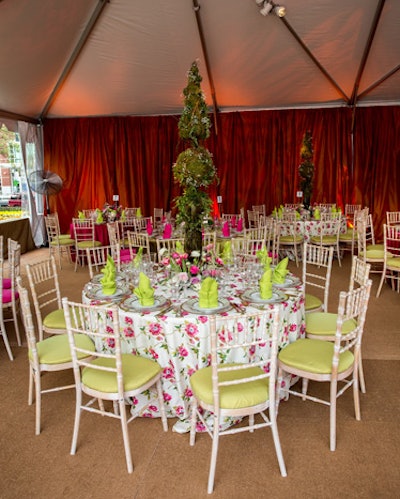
[259,1,273,16]
[274,5,286,17]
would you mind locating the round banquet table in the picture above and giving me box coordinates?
[83,265,306,433]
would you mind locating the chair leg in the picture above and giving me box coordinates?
[376,266,386,297]
[301,378,309,401]
[0,320,13,361]
[329,379,338,451]
[35,372,42,436]
[28,367,34,405]
[189,399,198,446]
[11,301,22,346]
[358,353,366,394]
[70,390,82,455]
[207,416,220,494]
[269,410,287,477]
[119,399,133,473]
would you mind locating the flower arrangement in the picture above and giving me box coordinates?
[102,203,123,222]
[158,242,224,284]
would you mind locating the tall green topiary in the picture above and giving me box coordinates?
[298,131,314,210]
[173,61,218,255]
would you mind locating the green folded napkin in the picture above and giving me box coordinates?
[136,207,142,218]
[175,241,185,254]
[134,272,155,306]
[273,257,289,284]
[100,255,117,295]
[332,206,337,213]
[121,209,126,222]
[296,211,301,219]
[256,245,271,269]
[96,208,103,224]
[198,277,219,309]
[78,211,85,220]
[259,268,273,300]
[133,247,143,268]
[313,208,320,220]
[221,240,233,265]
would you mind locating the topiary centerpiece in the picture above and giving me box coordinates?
[298,130,314,211]
[173,61,218,256]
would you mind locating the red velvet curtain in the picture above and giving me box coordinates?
[43,106,400,240]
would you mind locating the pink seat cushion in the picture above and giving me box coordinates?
[120,249,132,263]
[2,289,19,304]
[2,278,12,289]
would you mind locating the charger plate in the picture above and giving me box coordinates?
[86,285,130,303]
[120,295,169,313]
[91,273,125,284]
[242,289,287,304]
[272,275,301,288]
[181,297,232,315]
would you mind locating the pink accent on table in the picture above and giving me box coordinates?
[163,223,172,239]
[222,221,230,237]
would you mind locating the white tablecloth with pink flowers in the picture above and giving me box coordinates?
[84,270,305,433]
[278,218,347,241]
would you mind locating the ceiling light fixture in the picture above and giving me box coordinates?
[274,5,286,17]
[259,1,273,16]
[256,1,286,18]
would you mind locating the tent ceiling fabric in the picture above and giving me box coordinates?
[0,0,399,121]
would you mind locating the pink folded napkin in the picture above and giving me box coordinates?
[222,221,230,237]
[146,220,153,235]
[163,223,172,239]
[230,216,237,228]
[236,218,243,232]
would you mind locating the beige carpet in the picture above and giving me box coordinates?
[0,249,399,499]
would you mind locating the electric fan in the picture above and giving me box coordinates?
[28,170,63,213]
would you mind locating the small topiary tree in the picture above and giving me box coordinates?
[298,130,314,210]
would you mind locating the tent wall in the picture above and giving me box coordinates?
[43,105,400,239]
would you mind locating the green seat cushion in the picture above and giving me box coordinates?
[305,293,322,311]
[76,240,102,249]
[50,237,75,246]
[59,234,73,239]
[339,230,354,241]
[387,257,400,268]
[311,235,337,244]
[82,354,161,393]
[280,235,303,243]
[31,333,95,365]
[359,244,385,260]
[278,338,354,374]
[190,363,269,409]
[305,312,357,336]
[43,309,80,330]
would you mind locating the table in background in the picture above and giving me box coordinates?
[1,217,36,258]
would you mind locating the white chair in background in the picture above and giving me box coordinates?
[277,220,304,267]
[189,308,286,493]
[72,218,102,271]
[386,211,400,227]
[310,219,342,267]
[62,298,168,473]
[302,242,334,313]
[376,224,400,297]
[45,214,75,268]
[85,244,121,279]
[357,214,384,276]
[1,239,22,348]
[0,260,14,360]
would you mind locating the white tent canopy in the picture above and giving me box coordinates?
[0,0,399,122]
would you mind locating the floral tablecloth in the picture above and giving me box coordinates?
[83,269,305,433]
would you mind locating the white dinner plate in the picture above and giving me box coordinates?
[242,289,287,304]
[120,295,169,313]
[86,284,130,301]
[272,275,301,288]
[91,273,125,284]
[181,297,232,315]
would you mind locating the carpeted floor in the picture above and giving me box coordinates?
[0,249,399,499]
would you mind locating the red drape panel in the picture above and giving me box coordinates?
[43,106,400,241]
